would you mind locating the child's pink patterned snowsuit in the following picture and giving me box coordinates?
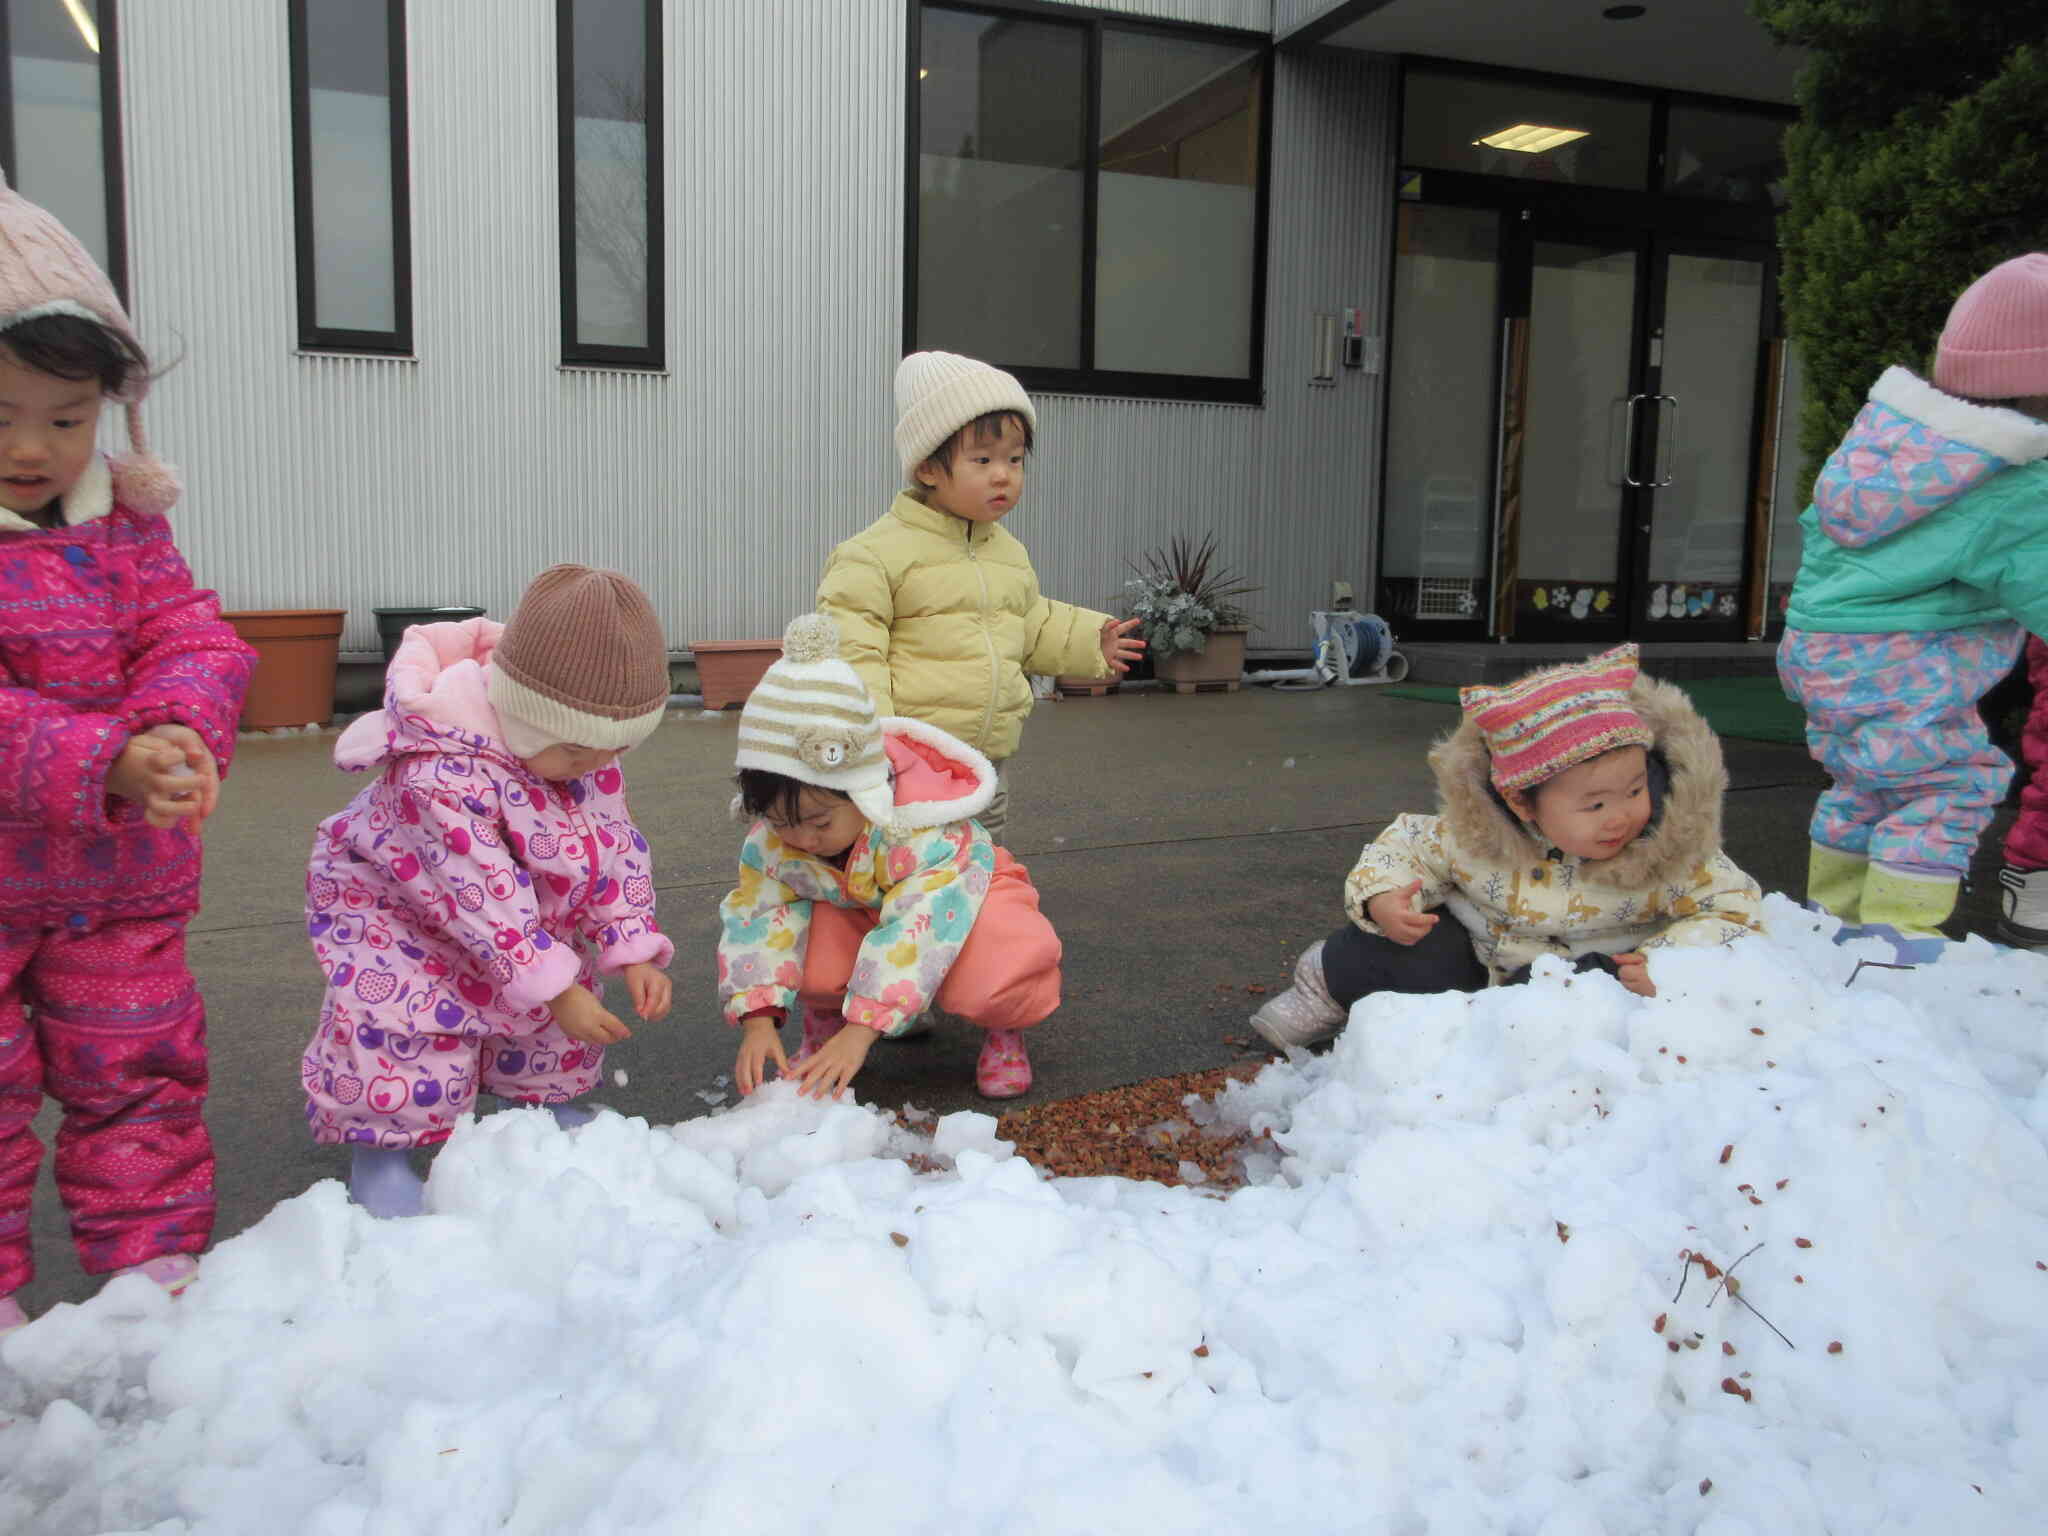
[299,619,671,1150]
[0,455,256,1295]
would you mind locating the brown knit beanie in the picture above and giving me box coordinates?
[486,565,669,752]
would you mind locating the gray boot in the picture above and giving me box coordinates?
[1250,940,1346,1051]
[1999,866,2048,947]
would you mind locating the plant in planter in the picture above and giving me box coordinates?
[1121,534,1259,692]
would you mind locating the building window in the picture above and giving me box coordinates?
[909,3,1269,405]
[288,0,412,354]
[558,0,662,368]
[1,0,126,300]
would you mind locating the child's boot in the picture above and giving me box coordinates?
[550,1101,598,1130]
[108,1253,199,1297]
[791,1005,844,1067]
[1997,866,2048,947]
[976,1029,1031,1099]
[1857,865,1958,964]
[1805,842,1868,922]
[0,1293,27,1335]
[1249,940,1346,1052]
[350,1144,426,1219]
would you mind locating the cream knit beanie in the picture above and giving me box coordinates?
[486,565,670,752]
[734,614,895,827]
[0,176,179,514]
[893,350,1036,484]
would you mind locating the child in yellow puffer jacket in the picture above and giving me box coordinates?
[816,352,1144,846]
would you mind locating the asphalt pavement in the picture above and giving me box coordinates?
[17,677,1875,1315]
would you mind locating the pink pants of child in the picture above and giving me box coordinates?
[2003,636,2048,872]
[0,916,212,1296]
[799,850,1060,1030]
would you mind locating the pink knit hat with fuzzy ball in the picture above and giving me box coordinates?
[1462,643,1654,795]
[1934,253,2048,402]
[0,175,178,513]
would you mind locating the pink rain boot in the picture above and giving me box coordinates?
[108,1253,199,1297]
[976,1029,1031,1099]
[790,1005,845,1067]
[0,1293,27,1335]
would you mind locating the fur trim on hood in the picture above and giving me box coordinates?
[1428,671,1727,890]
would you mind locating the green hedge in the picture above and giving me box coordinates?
[1751,1,2048,487]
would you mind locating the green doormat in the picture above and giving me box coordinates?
[1381,675,1807,745]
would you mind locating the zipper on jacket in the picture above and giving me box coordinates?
[966,524,999,748]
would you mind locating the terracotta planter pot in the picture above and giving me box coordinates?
[1153,626,1248,694]
[224,609,347,729]
[691,639,783,709]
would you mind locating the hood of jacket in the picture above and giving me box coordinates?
[1813,366,2048,550]
[1428,671,1727,890]
[879,714,997,830]
[333,617,517,772]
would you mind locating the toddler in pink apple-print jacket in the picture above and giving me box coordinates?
[299,566,675,1218]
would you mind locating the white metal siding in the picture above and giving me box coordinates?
[114,2,1393,659]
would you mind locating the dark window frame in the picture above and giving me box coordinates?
[905,0,1272,406]
[0,0,129,305]
[556,0,665,370]
[288,0,414,355]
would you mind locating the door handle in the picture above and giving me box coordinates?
[1653,393,1680,487]
[1621,393,1649,487]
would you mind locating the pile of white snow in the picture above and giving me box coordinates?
[4,894,2046,1534]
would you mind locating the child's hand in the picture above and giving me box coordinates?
[789,1019,876,1101]
[735,1014,787,1096]
[142,723,222,820]
[107,733,207,829]
[1367,879,1438,945]
[549,983,632,1046]
[621,962,672,1021]
[1612,952,1656,998]
[1100,616,1145,675]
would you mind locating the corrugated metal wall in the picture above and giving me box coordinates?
[114,1,1393,659]
[1273,0,1344,38]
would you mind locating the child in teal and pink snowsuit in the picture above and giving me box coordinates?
[1779,253,2048,951]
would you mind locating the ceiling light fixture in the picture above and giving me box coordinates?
[1603,4,1647,18]
[1475,123,1590,154]
[62,0,101,54]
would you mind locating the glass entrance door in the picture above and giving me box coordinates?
[1504,229,1771,641]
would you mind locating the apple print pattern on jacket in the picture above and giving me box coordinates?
[299,618,670,1149]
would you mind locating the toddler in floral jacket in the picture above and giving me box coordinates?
[300,566,674,1217]
[720,613,1061,1101]
[1252,645,1763,1051]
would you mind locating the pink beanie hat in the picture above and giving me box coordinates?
[1462,643,1654,795]
[0,175,178,513]
[1934,253,2048,402]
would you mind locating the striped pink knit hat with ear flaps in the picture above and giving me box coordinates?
[1461,643,1654,795]
[0,175,178,513]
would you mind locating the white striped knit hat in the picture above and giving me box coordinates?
[486,565,670,753]
[735,613,894,826]
[894,350,1036,484]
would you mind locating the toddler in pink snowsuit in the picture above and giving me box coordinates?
[300,565,674,1218]
[0,179,256,1332]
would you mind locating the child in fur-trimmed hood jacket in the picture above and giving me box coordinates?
[1779,253,2048,951]
[1251,645,1763,1051]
